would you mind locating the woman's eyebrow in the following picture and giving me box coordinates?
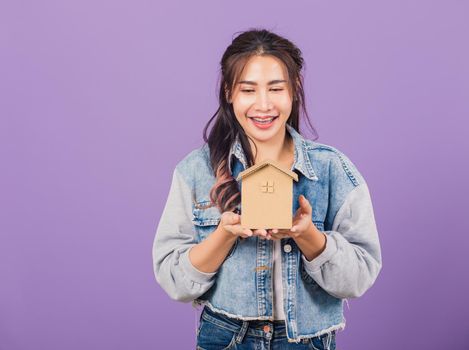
[237,79,287,86]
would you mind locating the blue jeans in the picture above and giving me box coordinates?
[196,306,337,350]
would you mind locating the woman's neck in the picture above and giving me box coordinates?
[250,128,294,169]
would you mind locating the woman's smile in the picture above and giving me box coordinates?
[247,115,279,129]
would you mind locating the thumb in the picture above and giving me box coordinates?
[224,211,240,224]
[299,195,312,215]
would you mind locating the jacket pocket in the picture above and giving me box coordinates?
[192,201,238,259]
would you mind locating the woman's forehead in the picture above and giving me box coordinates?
[238,55,288,82]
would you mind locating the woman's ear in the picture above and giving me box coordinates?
[293,77,301,101]
[224,84,231,103]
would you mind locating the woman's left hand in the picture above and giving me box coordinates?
[267,195,317,240]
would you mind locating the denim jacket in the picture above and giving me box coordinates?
[152,124,382,343]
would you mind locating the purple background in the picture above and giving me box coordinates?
[1,1,468,349]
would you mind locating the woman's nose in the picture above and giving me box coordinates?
[255,91,272,111]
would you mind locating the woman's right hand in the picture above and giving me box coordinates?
[220,212,268,239]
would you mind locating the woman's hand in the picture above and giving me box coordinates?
[267,195,317,240]
[220,212,269,239]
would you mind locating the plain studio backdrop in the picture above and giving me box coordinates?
[1,1,468,349]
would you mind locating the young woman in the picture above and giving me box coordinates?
[153,28,382,350]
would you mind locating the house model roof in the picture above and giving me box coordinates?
[236,159,299,182]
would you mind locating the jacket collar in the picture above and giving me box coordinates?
[228,123,318,181]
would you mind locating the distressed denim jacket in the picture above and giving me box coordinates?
[152,124,382,343]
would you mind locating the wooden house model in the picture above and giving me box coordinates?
[236,159,298,229]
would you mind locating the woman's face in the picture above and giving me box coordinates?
[229,55,293,145]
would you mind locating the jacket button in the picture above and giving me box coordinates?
[283,244,292,253]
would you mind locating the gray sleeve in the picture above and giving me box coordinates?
[152,167,217,302]
[301,182,382,299]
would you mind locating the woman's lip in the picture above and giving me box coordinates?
[248,116,278,129]
[248,115,279,119]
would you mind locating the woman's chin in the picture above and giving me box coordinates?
[246,126,283,143]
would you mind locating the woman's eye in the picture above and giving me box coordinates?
[241,88,283,93]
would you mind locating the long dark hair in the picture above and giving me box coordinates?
[203,28,317,213]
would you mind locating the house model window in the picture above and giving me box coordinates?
[260,180,274,193]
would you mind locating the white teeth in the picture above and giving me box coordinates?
[252,117,276,123]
